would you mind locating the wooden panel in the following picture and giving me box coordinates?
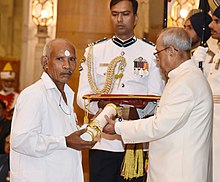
[56,31,113,50]
[148,0,163,42]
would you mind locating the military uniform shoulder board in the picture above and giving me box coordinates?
[207,49,215,63]
[87,37,108,47]
[141,38,155,46]
[79,56,86,71]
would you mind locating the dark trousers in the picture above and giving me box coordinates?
[89,150,145,182]
[0,154,9,182]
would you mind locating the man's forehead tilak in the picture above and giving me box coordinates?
[64,50,70,56]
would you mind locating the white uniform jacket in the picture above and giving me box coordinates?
[207,52,220,182]
[191,46,214,77]
[77,37,164,152]
[10,72,84,182]
[116,60,213,182]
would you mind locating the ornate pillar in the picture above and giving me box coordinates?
[33,26,49,81]
[20,0,57,90]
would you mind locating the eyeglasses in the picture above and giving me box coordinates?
[153,46,178,58]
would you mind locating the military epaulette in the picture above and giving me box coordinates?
[141,38,155,46]
[207,49,215,63]
[87,37,108,47]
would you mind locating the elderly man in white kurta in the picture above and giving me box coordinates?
[10,39,96,182]
[104,27,213,182]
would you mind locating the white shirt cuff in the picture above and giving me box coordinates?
[115,122,122,135]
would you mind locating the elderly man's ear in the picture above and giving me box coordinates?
[168,46,177,57]
[41,56,48,70]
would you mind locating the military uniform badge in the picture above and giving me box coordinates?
[133,57,149,77]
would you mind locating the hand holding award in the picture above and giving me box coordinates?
[80,103,117,141]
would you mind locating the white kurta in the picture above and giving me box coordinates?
[116,60,213,182]
[77,37,164,152]
[207,52,220,182]
[10,72,84,182]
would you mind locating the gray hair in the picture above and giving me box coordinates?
[42,39,55,57]
[42,45,47,56]
[159,27,192,51]
[42,38,75,57]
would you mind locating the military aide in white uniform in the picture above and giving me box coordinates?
[77,1,164,181]
[77,36,164,150]
[10,39,96,182]
[104,27,213,182]
[208,6,220,182]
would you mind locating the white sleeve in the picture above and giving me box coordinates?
[192,46,208,66]
[115,121,122,135]
[119,81,194,144]
[136,101,157,118]
[10,90,67,158]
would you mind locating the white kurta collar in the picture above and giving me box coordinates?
[168,59,195,79]
[41,72,57,90]
[40,72,72,93]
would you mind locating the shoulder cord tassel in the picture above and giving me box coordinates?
[87,46,126,94]
[121,143,144,180]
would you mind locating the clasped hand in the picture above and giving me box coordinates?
[103,115,117,135]
[65,129,96,150]
[192,46,208,64]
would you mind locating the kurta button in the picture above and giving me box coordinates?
[122,83,125,87]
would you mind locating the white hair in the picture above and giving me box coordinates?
[159,27,192,51]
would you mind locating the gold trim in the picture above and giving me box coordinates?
[213,95,220,104]
[87,46,127,94]
[106,103,118,113]
[83,94,161,101]
[85,128,95,141]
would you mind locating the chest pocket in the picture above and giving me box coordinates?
[96,63,108,76]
